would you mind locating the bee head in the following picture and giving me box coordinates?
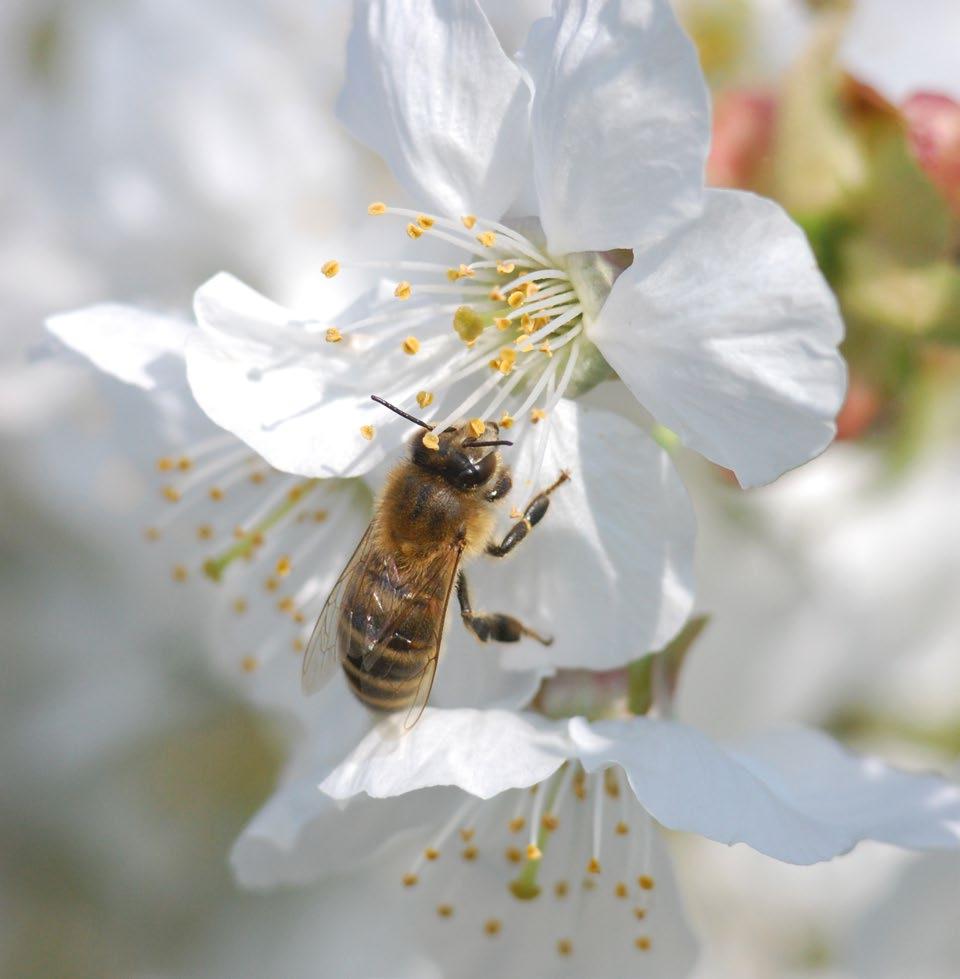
[369,396,512,492]
[409,421,510,491]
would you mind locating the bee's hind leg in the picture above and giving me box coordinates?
[486,470,570,558]
[456,573,552,646]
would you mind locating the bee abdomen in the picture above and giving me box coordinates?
[337,564,443,712]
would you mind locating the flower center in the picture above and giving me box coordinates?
[398,764,658,959]
[322,203,616,462]
[144,435,371,675]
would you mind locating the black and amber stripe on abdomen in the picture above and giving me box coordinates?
[337,567,443,711]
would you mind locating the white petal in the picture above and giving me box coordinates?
[320,708,571,799]
[232,775,462,888]
[185,273,407,477]
[471,397,695,671]
[433,626,548,711]
[46,305,190,389]
[592,189,846,488]
[337,0,531,217]
[522,0,709,254]
[571,718,960,864]
[840,0,960,105]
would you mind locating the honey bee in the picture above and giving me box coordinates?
[301,395,569,729]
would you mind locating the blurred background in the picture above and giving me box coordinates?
[2,0,958,976]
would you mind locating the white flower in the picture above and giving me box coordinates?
[234,714,700,974]
[840,0,960,105]
[232,693,960,971]
[186,0,846,498]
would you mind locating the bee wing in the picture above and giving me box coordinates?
[301,522,379,695]
[398,539,465,733]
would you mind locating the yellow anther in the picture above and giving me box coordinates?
[417,214,435,229]
[557,940,573,957]
[276,597,294,615]
[615,821,630,835]
[541,813,559,831]
[292,638,305,653]
[249,471,266,484]
[264,577,279,592]
[531,408,547,424]
[402,335,421,355]
[446,267,461,281]
[497,261,516,274]
[144,527,161,542]
[457,263,475,278]
[360,425,375,441]
[586,858,602,875]
[209,486,225,502]
[507,290,525,308]
[313,510,328,522]
[582,877,597,891]
[156,456,174,471]
[406,222,424,239]
[534,315,550,329]
[554,880,569,898]
[325,327,343,343]
[504,846,523,864]
[488,287,505,302]
[524,281,540,297]
[539,341,553,357]
[171,564,188,582]
[287,485,305,502]
[233,598,248,615]
[416,390,434,409]
[162,485,181,503]
[453,305,485,344]
[422,433,440,451]
[321,260,340,278]
[424,847,440,861]
[177,456,192,471]
[489,346,517,374]
[508,817,525,833]
[499,412,514,429]
[509,506,523,519]
[459,828,475,842]
[240,656,258,674]
[196,524,213,541]
[402,873,418,887]
[520,313,534,333]
[635,937,652,952]
[634,907,647,920]
[484,919,502,936]
[394,281,412,300]
[516,339,534,353]
[526,843,542,861]
[293,612,305,624]
[461,845,478,861]
[468,418,486,438]
[275,556,292,577]
[477,231,497,247]
[436,904,454,918]
[494,317,511,331]
[638,875,655,891]
[368,201,387,215]
[615,882,629,899]
[461,214,477,229]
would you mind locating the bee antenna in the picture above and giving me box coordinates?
[370,394,434,430]
[463,439,513,448]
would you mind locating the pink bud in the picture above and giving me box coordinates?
[707,90,777,190]
[902,92,960,216]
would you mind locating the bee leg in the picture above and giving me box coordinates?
[456,573,553,646]
[485,470,570,558]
